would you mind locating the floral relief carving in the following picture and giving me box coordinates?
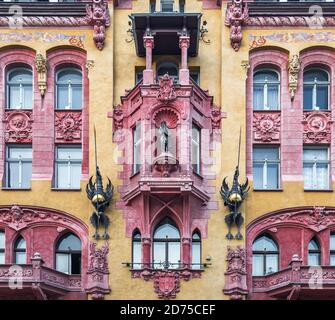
[288,54,300,100]
[302,111,333,144]
[226,246,246,273]
[225,0,249,52]
[156,74,177,103]
[88,242,109,274]
[4,111,33,143]
[55,111,82,143]
[86,0,111,50]
[35,52,47,96]
[253,112,281,143]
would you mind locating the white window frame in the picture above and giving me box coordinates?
[253,147,280,190]
[303,147,330,190]
[253,69,280,111]
[191,123,201,175]
[303,68,330,111]
[133,123,141,174]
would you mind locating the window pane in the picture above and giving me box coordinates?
[267,163,279,189]
[265,254,278,274]
[0,232,4,249]
[9,147,32,159]
[253,163,263,189]
[253,236,278,252]
[303,85,313,110]
[304,69,328,82]
[133,242,142,269]
[8,162,20,188]
[57,163,68,189]
[153,242,165,268]
[192,242,201,269]
[71,253,81,275]
[70,163,81,189]
[8,85,21,109]
[57,147,82,160]
[192,141,200,173]
[303,163,313,189]
[23,85,32,109]
[330,235,335,251]
[154,223,180,239]
[57,69,82,83]
[253,148,279,161]
[56,253,70,274]
[303,149,327,161]
[308,253,320,266]
[168,242,180,268]
[253,85,264,110]
[316,163,328,189]
[254,71,278,82]
[71,85,82,109]
[0,252,4,265]
[57,85,69,109]
[21,162,32,188]
[252,254,264,276]
[330,254,335,266]
[267,84,279,110]
[9,69,32,82]
[57,234,81,251]
[316,85,329,110]
[15,252,26,264]
[15,237,26,250]
[309,239,319,251]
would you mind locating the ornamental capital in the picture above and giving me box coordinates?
[143,36,154,49]
[179,36,190,49]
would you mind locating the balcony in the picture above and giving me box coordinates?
[0,254,83,300]
[252,255,335,300]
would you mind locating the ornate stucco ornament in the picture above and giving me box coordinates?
[288,54,300,100]
[302,111,333,144]
[253,112,281,143]
[225,0,249,51]
[35,52,47,97]
[55,112,82,143]
[86,0,110,50]
[4,110,33,143]
[156,74,177,103]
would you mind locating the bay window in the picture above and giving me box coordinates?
[253,69,280,110]
[303,69,329,110]
[6,145,32,189]
[303,147,329,190]
[56,68,82,110]
[6,67,33,109]
[253,146,280,190]
[55,146,82,189]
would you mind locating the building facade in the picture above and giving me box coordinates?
[0,0,334,300]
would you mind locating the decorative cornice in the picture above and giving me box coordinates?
[0,16,89,27]
[246,16,335,27]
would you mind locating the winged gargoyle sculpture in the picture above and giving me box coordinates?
[220,166,249,240]
[86,166,113,239]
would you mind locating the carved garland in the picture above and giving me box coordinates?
[4,111,33,143]
[225,0,249,52]
[302,111,333,144]
[253,112,281,143]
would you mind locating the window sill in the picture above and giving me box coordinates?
[51,188,81,192]
[192,170,204,180]
[253,188,283,192]
[304,189,333,192]
[130,171,140,179]
[253,109,281,112]
[1,187,31,191]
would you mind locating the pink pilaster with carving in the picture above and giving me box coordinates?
[143,36,155,85]
[179,36,190,85]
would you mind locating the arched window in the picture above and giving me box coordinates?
[55,233,81,275]
[308,238,321,266]
[56,68,82,110]
[14,236,26,264]
[191,231,201,270]
[6,67,33,109]
[253,69,280,110]
[153,218,180,269]
[252,234,279,276]
[157,62,178,83]
[132,230,142,269]
[303,68,329,110]
[330,234,335,266]
[0,231,4,264]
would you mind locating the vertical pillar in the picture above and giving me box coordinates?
[143,34,154,85]
[179,35,190,85]
[142,238,151,268]
[182,238,191,266]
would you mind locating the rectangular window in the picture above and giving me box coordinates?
[55,146,82,189]
[6,145,32,189]
[161,0,174,12]
[191,124,201,174]
[253,146,280,190]
[303,147,329,190]
[133,123,141,174]
[190,67,200,85]
[0,232,4,265]
[150,0,156,12]
[135,66,145,85]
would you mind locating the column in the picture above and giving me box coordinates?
[143,35,154,85]
[142,238,151,268]
[179,35,190,85]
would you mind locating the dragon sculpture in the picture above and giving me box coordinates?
[86,166,113,239]
[220,166,249,240]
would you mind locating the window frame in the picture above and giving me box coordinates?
[0,231,5,265]
[132,122,141,175]
[191,231,201,270]
[308,237,321,266]
[55,233,82,275]
[55,67,83,110]
[13,235,26,264]
[132,230,142,269]
[191,123,201,175]
[330,233,335,266]
[5,144,32,189]
[54,145,82,189]
[252,234,279,276]
[303,146,330,190]
[253,146,281,190]
[6,66,33,110]
[253,68,280,111]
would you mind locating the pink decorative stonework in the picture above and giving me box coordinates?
[253,112,281,143]
[225,0,249,51]
[153,108,179,129]
[156,74,177,103]
[86,242,111,300]
[302,111,333,144]
[55,111,82,143]
[4,111,33,143]
[223,247,248,300]
[86,0,111,50]
[246,16,335,27]
[211,105,223,130]
[132,269,202,300]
